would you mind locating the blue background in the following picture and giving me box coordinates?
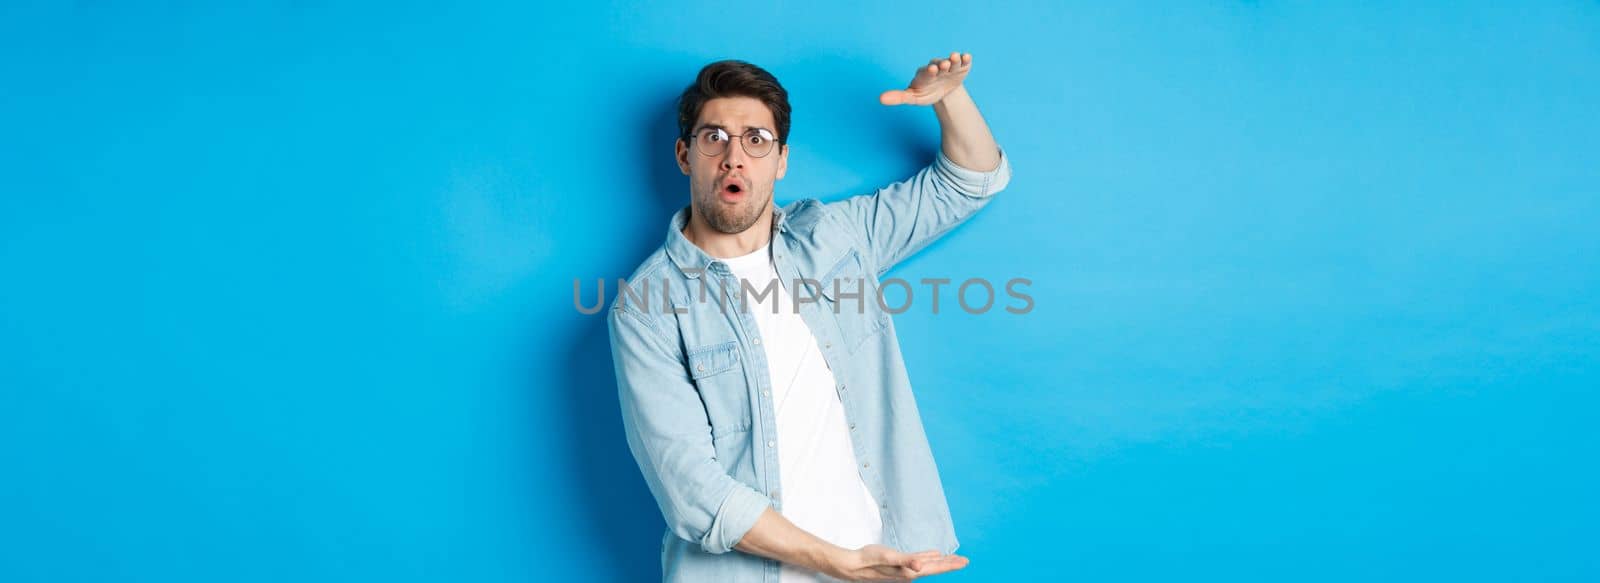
[3,2,1597,581]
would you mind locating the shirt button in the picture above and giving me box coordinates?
[696,364,705,372]
[849,422,856,430]
[752,338,761,345]
[767,440,775,448]
[862,462,870,468]
[824,342,832,349]
[762,390,771,398]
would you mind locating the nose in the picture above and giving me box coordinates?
[720,140,747,170]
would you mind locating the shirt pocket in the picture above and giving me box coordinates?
[818,249,890,352]
[686,340,752,437]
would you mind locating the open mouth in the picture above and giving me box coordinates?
[719,182,745,200]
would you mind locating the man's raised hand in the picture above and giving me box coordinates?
[879,51,973,107]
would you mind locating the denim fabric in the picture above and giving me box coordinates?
[608,146,1012,582]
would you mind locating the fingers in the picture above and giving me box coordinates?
[912,555,970,577]
[904,549,953,573]
[928,52,973,74]
[903,550,934,571]
[878,548,930,572]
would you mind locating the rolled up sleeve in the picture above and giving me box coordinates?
[825,145,1012,276]
[607,304,771,555]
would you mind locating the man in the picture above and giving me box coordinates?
[607,52,1012,582]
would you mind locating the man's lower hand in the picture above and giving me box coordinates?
[823,543,970,581]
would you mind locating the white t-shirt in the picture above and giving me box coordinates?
[721,240,882,583]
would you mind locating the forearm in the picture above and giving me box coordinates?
[733,507,847,574]
[933,84,1000,172]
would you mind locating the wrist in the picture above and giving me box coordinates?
[934,84,969,109]
[814,544,856,577]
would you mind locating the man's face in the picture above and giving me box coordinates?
[676,96,788,234]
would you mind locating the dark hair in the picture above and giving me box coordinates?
[676,60,791,147]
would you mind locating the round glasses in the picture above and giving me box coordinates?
[691,127,778,158]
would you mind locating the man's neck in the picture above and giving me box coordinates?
[682,207,774,259]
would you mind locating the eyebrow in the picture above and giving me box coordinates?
[693,123,773,134]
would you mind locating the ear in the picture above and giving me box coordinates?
[675,139,690,175]
[775,143,789,181]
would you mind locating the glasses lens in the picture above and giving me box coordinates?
[697,128,728,156]
[743,129,775,157]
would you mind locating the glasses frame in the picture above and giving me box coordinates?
[689,127,780,158]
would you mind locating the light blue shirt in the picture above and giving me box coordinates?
[607,146,1013,582]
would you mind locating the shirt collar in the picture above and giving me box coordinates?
[665,203,789,279]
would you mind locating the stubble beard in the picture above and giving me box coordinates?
[694,187,771,235]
